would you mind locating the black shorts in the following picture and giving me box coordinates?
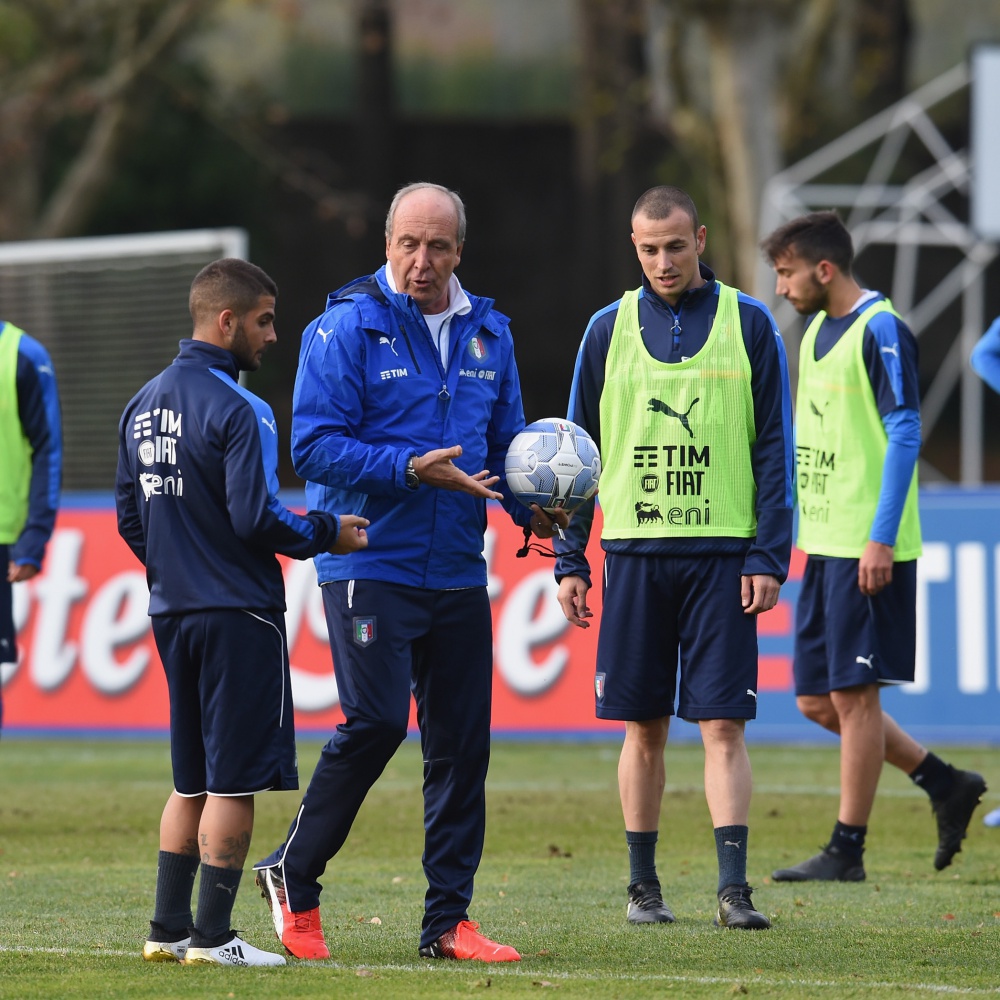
[793,556,917,695]
[152,608,298,796]
[595,552,760,722]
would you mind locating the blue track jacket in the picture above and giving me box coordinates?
[292,266,533,589]
[554,264,795,587]
[116,340,341,615]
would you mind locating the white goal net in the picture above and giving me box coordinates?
[0,228,247,491]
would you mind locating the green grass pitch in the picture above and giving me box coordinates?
[1,738,998,998]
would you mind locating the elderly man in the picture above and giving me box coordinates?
[254,182,564,963]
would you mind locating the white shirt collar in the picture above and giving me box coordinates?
[848,289,880,314]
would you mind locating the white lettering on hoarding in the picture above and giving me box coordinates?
[485,524,573,696]
[27,530,88,690]
[914,543,949,695]
[283,558,338,711]
[914,542,996,696]
[495,570,569,696]
[996,545,1000,692]
[81,571,151,693]
[956,542,988,694]
[9,519,995,715]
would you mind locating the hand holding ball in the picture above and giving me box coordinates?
[505,418,601,516]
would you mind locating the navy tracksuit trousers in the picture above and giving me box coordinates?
[256,579,493,949]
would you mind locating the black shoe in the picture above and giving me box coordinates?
[714,884,771,929]
[626,880,675,924]
[931,770,987,870]
[771,845,866,882]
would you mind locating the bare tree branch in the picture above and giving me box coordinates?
[34,0,217,237]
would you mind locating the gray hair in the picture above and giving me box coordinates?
[384,182,467,244]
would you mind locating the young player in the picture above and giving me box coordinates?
[761,212,986,880]
[117,258,368,966]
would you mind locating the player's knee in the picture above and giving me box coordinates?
[342,717,408,758]
[797,694,840,732]
[625,717,670,753]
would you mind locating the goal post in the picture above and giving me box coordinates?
[0,228,248,492]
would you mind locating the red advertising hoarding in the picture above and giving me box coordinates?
[3,503,797,735]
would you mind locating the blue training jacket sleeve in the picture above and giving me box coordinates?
[292,308,412,494]
[971,316,1000,395]
[485,335,534,529]
[862,311,921,547]
[553,307,614,585]
[219,375,341,558]
[871,410,920,547]
[741,297,794,582]
[13,337,62,568]
[115,409,146,565]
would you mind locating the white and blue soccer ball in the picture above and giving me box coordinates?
[505,418,601,513]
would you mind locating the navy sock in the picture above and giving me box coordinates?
[829,821,866,859]
[909,752,954,800]
[714,825,749,893]
[191,864,242,945]
[626,830,659,886]
[151,850,198,939]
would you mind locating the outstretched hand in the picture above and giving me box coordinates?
[412,445,503,500]
[330,514,370,554]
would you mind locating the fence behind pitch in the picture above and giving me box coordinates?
[0,229,247,491]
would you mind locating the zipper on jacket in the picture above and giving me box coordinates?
[396,323,421,374]
[670,308,682,358]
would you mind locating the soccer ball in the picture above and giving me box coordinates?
[505,418,601,513]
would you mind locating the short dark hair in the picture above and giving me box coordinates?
[385,181,467,244]
[189,258,277,324]
[759,211,854,273]
[632,186,699,231]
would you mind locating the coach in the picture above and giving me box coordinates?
[254,182,565,963]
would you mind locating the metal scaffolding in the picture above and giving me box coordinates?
[757,62,998,485]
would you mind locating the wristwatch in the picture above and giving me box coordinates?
[405,455,420,490]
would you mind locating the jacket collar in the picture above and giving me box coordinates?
[641,261,718,311]
[175,338,240,380]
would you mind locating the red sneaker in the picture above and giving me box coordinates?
[419,920,521,962]
[255,867,331,960]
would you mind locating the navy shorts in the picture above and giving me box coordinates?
[793,556,917,695]
[596,552,760,722]
[151,609,298,796]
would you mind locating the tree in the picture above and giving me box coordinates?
[0,0,216,241]
[575,0,913,292]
